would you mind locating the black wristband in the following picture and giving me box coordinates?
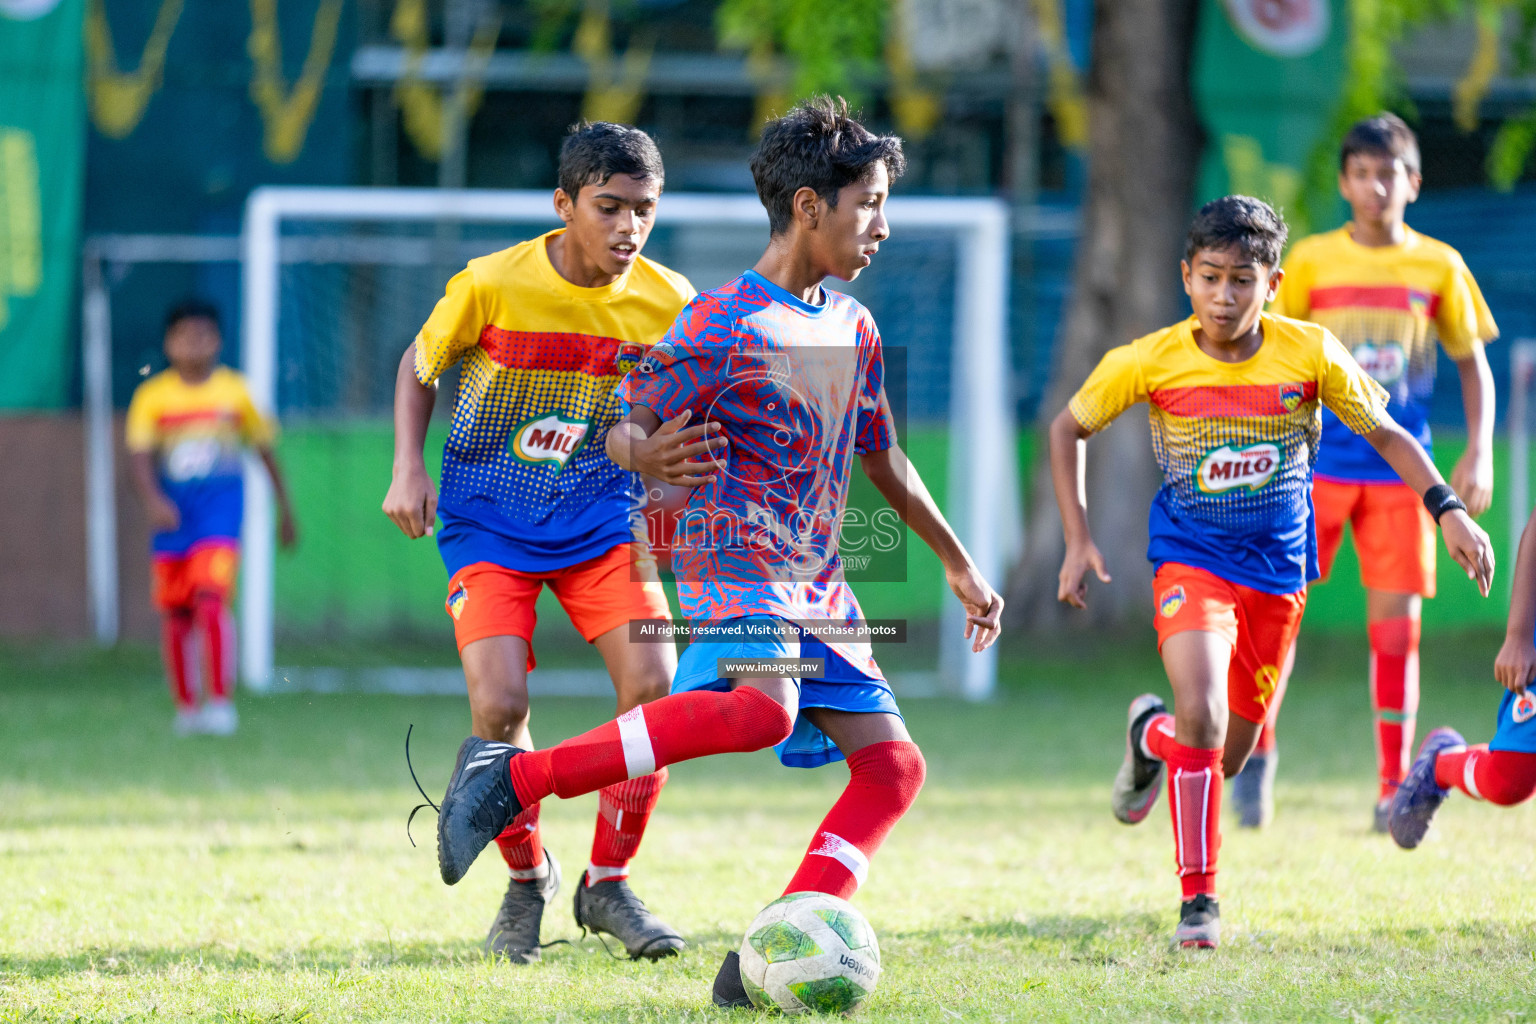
[1423,484,1467,522]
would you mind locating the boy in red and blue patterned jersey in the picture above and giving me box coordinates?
[429,97,1004,1010]
[384,123,693,963]
[1248,113,1499,832]
[1050,196,1494,949]
[126,300,297,737]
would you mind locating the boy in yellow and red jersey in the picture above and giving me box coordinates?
[383,122,700,964]
[1244,114,1499,832]
[126,300,298,737]
[1051,196,1493,948]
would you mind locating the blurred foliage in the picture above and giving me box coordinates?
[715,0,889,111]
[1297,0,1536,229]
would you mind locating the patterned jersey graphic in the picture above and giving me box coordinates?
[1069,313,1390,594]
[125,366,274,554]
[413,230,694,575]
[1271,226,1497,483]
[619,270,895,676]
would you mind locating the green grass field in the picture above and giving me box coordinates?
[3,632,1535,1022]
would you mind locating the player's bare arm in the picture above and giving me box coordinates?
[605,405,726,487]
[382,342,438,539]
[1048,406,1111,609]
[858,443,1002,651]
[256,446,299,549]
[1451,344,1495,517]
[1363,420,1495,594]
[1495,504,1536,694]
[128,450,180,533]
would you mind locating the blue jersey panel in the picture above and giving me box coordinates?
[1314,400,1432,483]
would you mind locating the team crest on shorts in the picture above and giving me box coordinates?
[448,583,469,621]
[1279,384,1305,412]
[1159,585,1186,618]
[1513,692,1536,725]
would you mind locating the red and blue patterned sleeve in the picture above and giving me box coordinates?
[619,296,725,421]
[854,319,896,455]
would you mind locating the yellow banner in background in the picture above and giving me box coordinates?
[0,128,42,333]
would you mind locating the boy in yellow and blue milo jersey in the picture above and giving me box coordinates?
[126,300,298,736]
[1258,113,1499,831]
[1051,196,1494,949]
[383,122,695,963]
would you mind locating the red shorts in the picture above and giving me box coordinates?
[152,541,239,611]
[1152,563,1307,725]
[1313,478,1436,597]
[445,542,672,671]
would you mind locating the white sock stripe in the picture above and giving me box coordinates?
[1141,716,1171,762]
[1198,768,1211,873]
[809,831,869,887]
[1171,768,1185,868]
[1463,752,1483,800]
[617,706,656,778]
[586,863,629,883]
[509,862,549,881]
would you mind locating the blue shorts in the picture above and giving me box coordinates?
[1489,688,1536,754]
[670,616,901,769]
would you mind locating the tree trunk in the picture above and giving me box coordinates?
[1007,0,1203,629]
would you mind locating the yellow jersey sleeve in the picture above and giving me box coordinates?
[1068,344,1146,434]
[414,265,486,386]
[230,375,277,447]
[1270,249,1312,319]
[1318,330,1389,436]
[124,379,162,452]
[1435,257,1498,360]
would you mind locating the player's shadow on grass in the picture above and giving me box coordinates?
[947,913,1167,958]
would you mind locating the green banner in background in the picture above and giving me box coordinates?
[1193,0,1347,235]
[0,0,85,410]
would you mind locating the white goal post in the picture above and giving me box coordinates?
[239,186,1021,700]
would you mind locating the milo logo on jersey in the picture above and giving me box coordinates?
[1351,342,1407,387]
[1197,442,1281,494]
[509,413,589,469]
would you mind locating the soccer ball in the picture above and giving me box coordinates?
[737,892,881,1014]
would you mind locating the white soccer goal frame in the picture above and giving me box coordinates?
[1507,339,1536,601]
[239,186,1020,699]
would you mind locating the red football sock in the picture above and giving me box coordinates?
[1165,741,1223,900]
[1141,712,1177,762]
[508,686,793,806]
[1434,745,1536,806]
[160,610,196,711]
[781,741,926,900]
[587,767,669,884]
[1369,617,1420,798]
[193,593,234,701]
[494,803,546,880]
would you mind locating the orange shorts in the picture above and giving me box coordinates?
[152,541,239,611]
[1313,478,1436,597]
[444,542,672,671]
[1152,562,1307,725]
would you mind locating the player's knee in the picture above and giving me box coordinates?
[881,742,926,811]
[731,686,796,749]
[616,671,671,708]
[475,690,531,741]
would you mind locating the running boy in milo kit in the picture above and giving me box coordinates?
[1051,196,1493,949]
[384,122,694,963]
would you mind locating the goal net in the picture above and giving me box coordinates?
[239,187,1019,699]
